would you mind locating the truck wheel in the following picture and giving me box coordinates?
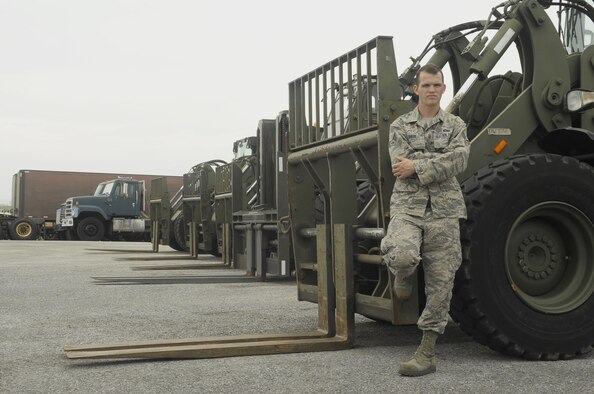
[9,218,39,240]
[65,229,78,241]
[76,217,105,241]
[451,154,594,360]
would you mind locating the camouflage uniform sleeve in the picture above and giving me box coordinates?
[412,117,469,185]
[388,117,416,163]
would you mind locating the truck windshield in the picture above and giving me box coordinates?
[94,182,115,196]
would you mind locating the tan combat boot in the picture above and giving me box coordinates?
[398,330,438,376]
[392,274,413,301]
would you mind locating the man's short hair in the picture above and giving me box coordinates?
[415,64,444,84]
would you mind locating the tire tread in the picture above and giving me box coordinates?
[452,154,594,360]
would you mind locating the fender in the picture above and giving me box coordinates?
[537,127,594,158]
[74,204,109,222]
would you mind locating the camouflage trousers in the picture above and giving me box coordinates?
[380,208,462,334]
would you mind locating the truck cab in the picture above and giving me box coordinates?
[56,178,148,241]
[93,179,143,218]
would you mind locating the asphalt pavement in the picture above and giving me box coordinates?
[1,240,592,393]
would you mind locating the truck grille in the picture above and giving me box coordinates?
[64,200,73,217]
[56,200,73,222]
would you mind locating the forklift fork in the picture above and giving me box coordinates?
[64,224,355,360]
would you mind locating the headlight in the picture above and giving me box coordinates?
[565,90,594,112]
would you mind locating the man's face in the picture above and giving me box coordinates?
[413,71,445,108]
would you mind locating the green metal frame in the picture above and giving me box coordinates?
[183,160,225,258]
[231,113,293,279]
[149,177,171,252]
[288,36,419,324]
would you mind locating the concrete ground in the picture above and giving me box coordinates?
[1,240,592,393]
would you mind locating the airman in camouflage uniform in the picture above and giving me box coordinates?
[380,64,470,376]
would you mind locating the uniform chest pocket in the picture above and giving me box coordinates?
[406,133,426,150]
[434,129,452,149]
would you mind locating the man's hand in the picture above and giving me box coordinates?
[392,157,416,179]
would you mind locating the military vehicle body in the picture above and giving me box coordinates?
[149,113,293,279]
[213,135,259,266]
[148,139,259,257]
[148,176,186,251]
[287,0,594,360]
[210,113,293,278]
[181,160,226,256]
[149,162,227,254]
[224,112,292,278]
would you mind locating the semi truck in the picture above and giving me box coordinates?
[65,0,594,363]
[0,169,182,240]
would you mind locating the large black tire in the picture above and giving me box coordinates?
[167,215,187,252]
[76,217,105,241]
[9,218,39,240]
[172,215,189,252]
[64,229,78,241]
[208,237,221,257]
[451,154,594,360]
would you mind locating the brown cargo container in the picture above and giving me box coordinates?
[12,169,183,219]
[0,169,183,240]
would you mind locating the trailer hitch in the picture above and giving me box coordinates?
[64,224,355,360]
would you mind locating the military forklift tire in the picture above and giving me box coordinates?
[167,235,184,252]
[171,215,189,252]
[9,218,39,240]
[209,243,221,258]
[76,217,105,241]
[168,223,184,252]
[451,154,594,360]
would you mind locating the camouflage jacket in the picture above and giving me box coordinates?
[388,107,470,219]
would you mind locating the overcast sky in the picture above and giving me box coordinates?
[0,0,500,204]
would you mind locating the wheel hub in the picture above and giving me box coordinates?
[505,202,594,314]
[17,223,33,237]
[517,234,559,281]
[509,222,566,297]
